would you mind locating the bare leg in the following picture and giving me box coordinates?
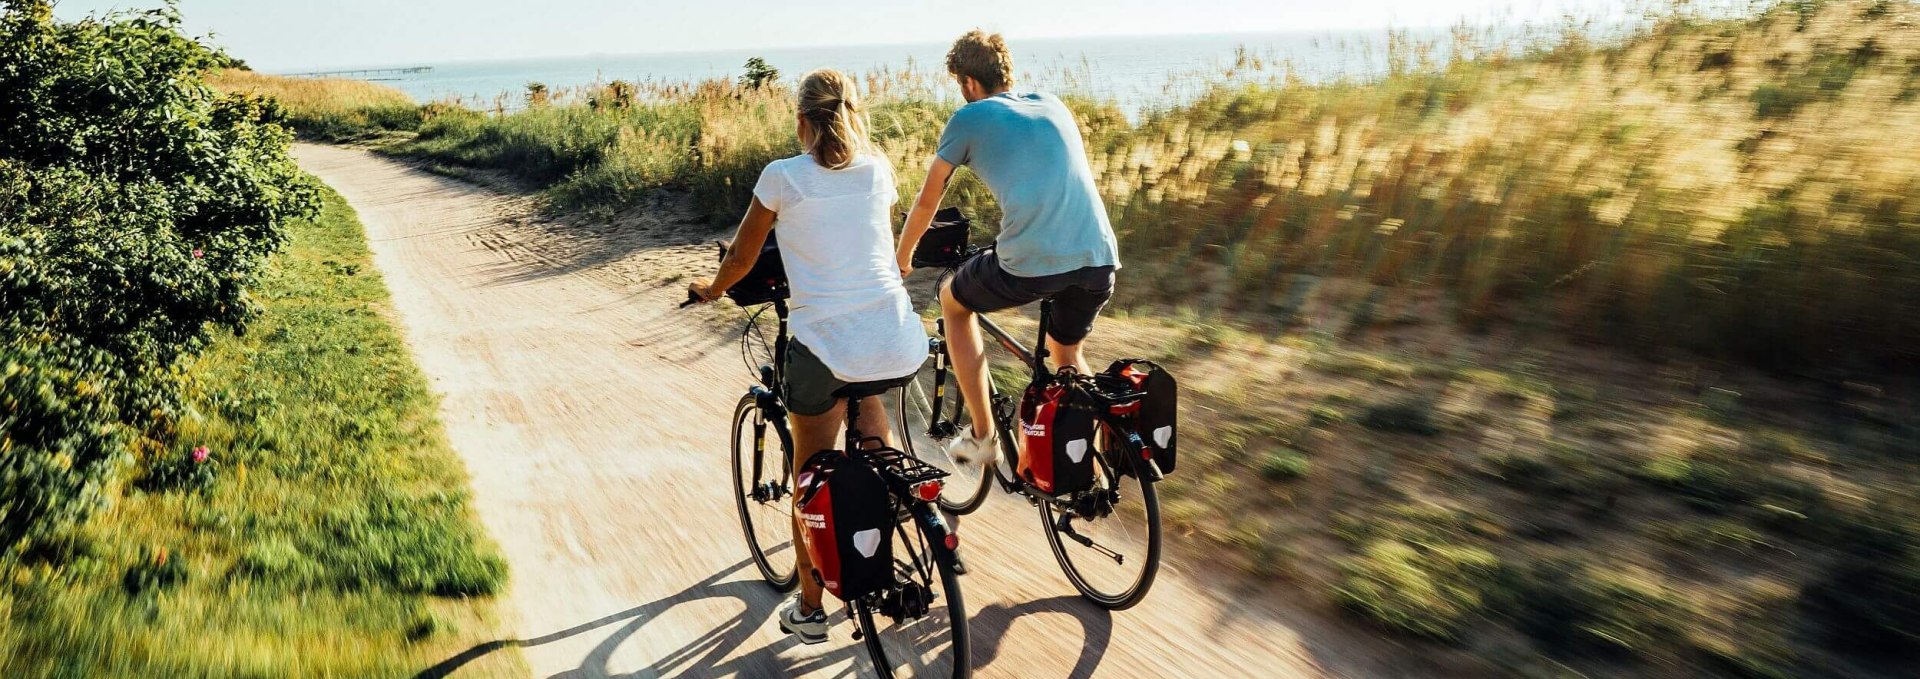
[940,279,994,435]
[1050,337,1092,375]
[786,395,892,612]
[789,401,844,614]
[851,395,892,449]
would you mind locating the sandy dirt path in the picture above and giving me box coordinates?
[295,144,1416,678]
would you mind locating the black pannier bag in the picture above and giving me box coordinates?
[719,232,789,306]
[1016,373,1099,495]
[909,207,972,269]
[1104,359,1179,474]
[796,450,895,600]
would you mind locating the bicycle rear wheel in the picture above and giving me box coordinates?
[899,367,993,514]
[1039,423,1161,610]
[731,394,797,591]
[857,509,970,678]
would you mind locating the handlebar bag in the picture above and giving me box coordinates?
[1105,359,1179,474]
[909,207,972,269]
[1017,374,1099,496]
[721,232,790,305]
[796,450,895,600]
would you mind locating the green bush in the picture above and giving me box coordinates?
[1259,449,1311,480]
[1504,558,1692,658]
[0,2,317,553]
[1335,539,1501,641]
[1360,398,1442,435]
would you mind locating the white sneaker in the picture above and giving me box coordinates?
[777,593,829,645]
[949,424,998,465]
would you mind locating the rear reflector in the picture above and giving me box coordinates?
[912,480,944,502]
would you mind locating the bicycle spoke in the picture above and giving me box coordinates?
[1040,423,1161,610]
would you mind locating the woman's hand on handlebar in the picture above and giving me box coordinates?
[683,279,720,307]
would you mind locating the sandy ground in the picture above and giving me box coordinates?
[294,144,1420,678]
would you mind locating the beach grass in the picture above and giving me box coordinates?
[388,0,1920,370]
[210,69,423,142]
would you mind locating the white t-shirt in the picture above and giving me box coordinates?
[752,152,927,383]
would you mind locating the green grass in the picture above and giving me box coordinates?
[0,184,522,678]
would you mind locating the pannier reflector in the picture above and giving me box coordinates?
[853,529,883,558]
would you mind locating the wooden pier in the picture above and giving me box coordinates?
[288,66,433,81]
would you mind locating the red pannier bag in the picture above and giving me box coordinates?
[1017,373,1099,495]
[796,450,894,600]
[1104,359,1179,474]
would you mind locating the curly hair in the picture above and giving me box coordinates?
[945,30,1014,92]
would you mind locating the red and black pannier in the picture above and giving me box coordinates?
[909,207,972,269]
[1104,359,1179,474]
[1017,374,1099,495]
[796,450,895,600]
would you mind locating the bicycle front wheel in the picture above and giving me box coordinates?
[857,512,970,678]
[1039,423,1162,610]
[731,394,797,591]
[898,366,993,514]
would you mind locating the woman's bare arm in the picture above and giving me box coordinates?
[690,197,776,301]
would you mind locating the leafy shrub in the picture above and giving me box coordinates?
[121,546,188,596]
[1361,398,1442,435]
[135,446,217,493]
[1504,558,1693,658]
[1335,539,1501,641]
[1259,449,1311,480]
[0,2,317,553]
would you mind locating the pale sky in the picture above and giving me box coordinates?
[51,0,1630,72]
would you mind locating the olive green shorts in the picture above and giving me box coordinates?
[783,341,848,417]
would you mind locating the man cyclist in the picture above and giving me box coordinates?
[895,30,1121,466]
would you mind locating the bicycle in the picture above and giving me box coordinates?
[686,242,971,678]
[897,244,1165,610]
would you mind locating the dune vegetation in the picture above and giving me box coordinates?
[390,0,1920,371]
[209,68,424,142]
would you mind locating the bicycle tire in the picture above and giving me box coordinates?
[898,366,993,514]
[856,516,970,678]
[1038,423,1162,610]
[731,394,798,591]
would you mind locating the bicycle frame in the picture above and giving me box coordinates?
[921,267,1165,491]
[740,299,961,570]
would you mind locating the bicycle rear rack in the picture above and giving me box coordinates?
[857,447,950,488]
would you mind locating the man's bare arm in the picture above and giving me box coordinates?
[895,157,958,278]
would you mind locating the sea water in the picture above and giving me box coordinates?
[277,31,1412,113]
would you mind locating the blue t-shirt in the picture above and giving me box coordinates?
[935,92,1120,278]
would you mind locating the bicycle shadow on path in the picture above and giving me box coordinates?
[968,595,1113,678]
[416,557,873,679]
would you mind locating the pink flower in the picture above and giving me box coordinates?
[191,446,209,464]
[192,248,205,259]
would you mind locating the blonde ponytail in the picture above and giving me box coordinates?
[797,69,871,170]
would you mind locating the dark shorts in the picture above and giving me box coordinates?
[947,251,1114,346]
[784,341,847,417]
[783,341,909,417]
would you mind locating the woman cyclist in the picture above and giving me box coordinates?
[687,69,927,644]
